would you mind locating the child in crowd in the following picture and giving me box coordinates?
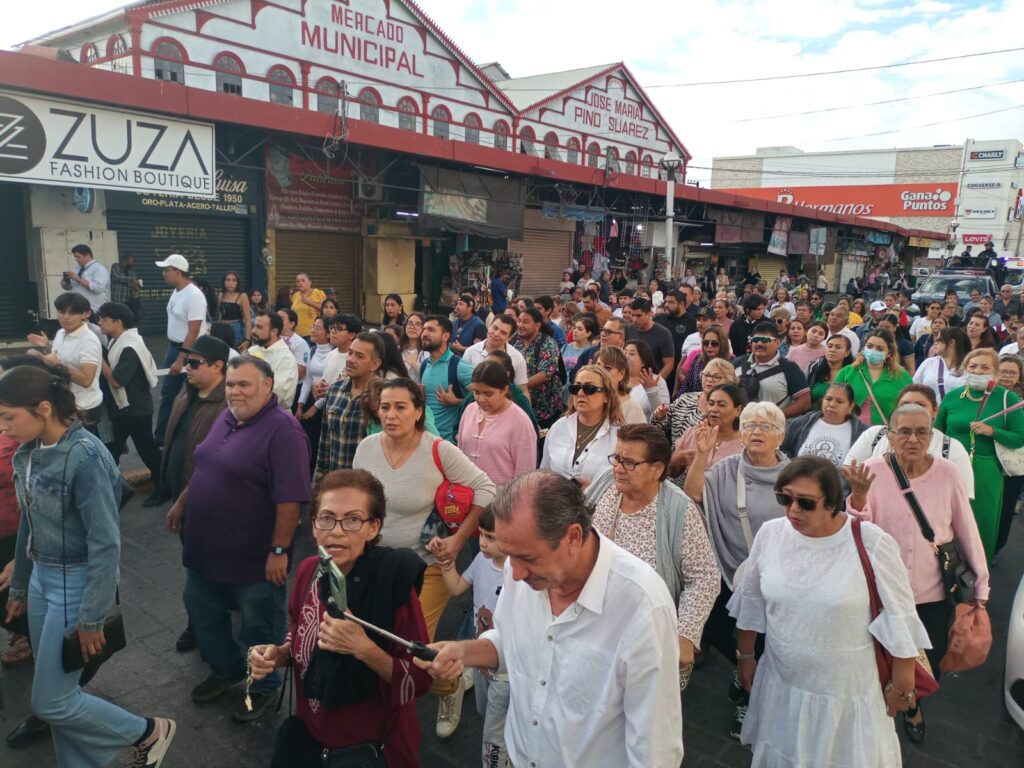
[433,508,510,768]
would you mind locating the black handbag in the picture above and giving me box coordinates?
[886,453,975,605]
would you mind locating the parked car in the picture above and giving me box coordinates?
[911,270,999,307]
[1008,572,1024,730]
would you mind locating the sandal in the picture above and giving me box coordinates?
[1,635,33,668]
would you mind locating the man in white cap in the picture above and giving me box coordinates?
[857,300,887,345]
[154,254,208,444]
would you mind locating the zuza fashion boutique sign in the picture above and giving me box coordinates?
[0,90,215,197]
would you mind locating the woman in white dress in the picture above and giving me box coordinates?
[912,326,968,404]
[729,456,929,768]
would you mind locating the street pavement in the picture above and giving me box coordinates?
[2,477,1023,767]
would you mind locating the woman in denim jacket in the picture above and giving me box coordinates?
[1,365,175,767]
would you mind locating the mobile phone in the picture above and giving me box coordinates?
[317,545,347,618]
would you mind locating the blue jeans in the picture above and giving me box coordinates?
[183,569,286,694]
[154,343,184,443]
[473,671,510,767]
[28,564,146,767]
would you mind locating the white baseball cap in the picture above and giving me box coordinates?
[869,300,887,312]
[155,253,189,272]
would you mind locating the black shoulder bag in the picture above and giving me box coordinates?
[885,452,975,605]
[58,444,127,673]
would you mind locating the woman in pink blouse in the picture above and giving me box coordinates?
[457,360,538,487]
[843,402,989,745]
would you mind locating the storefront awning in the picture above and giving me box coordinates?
[418,167,525,239]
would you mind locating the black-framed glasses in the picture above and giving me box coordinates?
[703,339,721,347]
[750,336,776,344]
[608,453,654,471]
[569,383,607,396]
[313,515,371,532]
[774,318,788,324]
[184,358,210,369]
[600,327,623,336]
[775,493,823,512]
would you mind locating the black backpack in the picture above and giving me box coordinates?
[738,362,784,403]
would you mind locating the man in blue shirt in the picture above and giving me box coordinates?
[491,271,509,313]
[420,315,474,442]
[451,294,487,354]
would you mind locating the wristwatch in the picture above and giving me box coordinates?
[270,546,287,556]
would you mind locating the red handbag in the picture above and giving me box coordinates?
[851,519,939,700]
[432,439,475,534]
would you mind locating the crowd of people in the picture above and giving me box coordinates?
[1,251,1023,768]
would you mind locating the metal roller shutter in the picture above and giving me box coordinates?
[106,212,251,337]
[274,231,361,317]
[0,184,33,338]
[510,209,574,298]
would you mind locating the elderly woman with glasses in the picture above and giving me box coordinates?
[683,401,791,738]
[843,404,989,744]
[728,457,928,767]
[541,365,624,488]
[586,424,720,690]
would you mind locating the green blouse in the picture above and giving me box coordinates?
[834,363,913,425]
[935,385,1024,458]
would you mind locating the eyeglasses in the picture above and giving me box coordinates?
[775,493,823,512]
[890,427,932,440]
[313,515,371,532]
[774,319,787,325]
[569,383,607,396]
[749,336,776,344]
[184,358,210,369]
[608,453,654,471]
[701,372,725,382]
[702,339,721,347]
[741,421,778,433]
[600,328,623,336]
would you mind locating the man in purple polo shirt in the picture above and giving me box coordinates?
[171,355,310,722]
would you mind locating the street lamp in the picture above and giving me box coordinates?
[660,150,683,279]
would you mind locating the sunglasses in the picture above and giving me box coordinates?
[775,493,822,512]
[702,339,721,347]
[184,358,210,369]
[750,336,776,344]
[569,383,607,396]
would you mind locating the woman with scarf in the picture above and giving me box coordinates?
[683,401,790,738]
[935,348,1024,561]
[249,469,432,766]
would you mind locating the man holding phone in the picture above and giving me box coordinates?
[61,244,110,317]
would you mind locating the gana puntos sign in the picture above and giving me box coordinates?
[0,89,215,197]
[726,183,959,218]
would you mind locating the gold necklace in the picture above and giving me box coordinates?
[960,388,983,402]
[383,434,417,469]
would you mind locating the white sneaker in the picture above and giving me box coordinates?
[128,718,176,768]
[435,677,465,738]
[461,669,475,692]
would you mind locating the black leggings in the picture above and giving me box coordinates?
[701,578,765,666]
[916,599,953,682]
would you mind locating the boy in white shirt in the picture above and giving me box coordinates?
[433,509,510,765]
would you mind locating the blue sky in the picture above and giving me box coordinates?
[4,0,1022,180]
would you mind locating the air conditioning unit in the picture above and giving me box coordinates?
[355,174,384,201]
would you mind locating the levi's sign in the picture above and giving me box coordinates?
[0,90,215,197]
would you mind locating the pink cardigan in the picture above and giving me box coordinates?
[457,402,538,487]
[846,455,990,604]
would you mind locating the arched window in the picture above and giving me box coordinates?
[587,142,601,168]
[519,127,537,156]
[431,105,451,140]
[625,151,638,175]
[153,40,185,83]
[567,138,581,166]
[316,78,339,114]
[398,97,419,132]
[605,146,620,172]
[107,35,127,58]
[493,121,509,151]
[464,113,481,145]
[641,154,654,179]
[268,66,295,106]
[543,132,561,161]
[358,88,380,123]
[80,43,98,64]
[213,54,243,96]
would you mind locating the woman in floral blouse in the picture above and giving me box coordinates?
[513,307,564,428]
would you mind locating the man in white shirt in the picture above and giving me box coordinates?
[418,471,684,767]
[249,312,299,405]
[1001,325,1024,356]
[315,315,360,402]
[154,253,208,443]
[277,308,309,382]
[60,243,110,315]
[461,313,528,386]
[825,306,861,355]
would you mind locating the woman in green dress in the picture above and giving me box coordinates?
[834,328,913,426]
[806,333,853,407]
[936,348,1024,561]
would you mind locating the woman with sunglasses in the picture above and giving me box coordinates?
[586,424,720,691]
[654,358,739,449]
[540,365,623,488]
[835,329,913,426]
[844,404,989,744]
[729,456,927,766]
[625,339,670,420]
[677,324,731,396]
[671,383,747,484]
[786,320,827,373]
[781,382,866,468]
[684,401,791,738]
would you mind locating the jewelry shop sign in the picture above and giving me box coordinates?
[0,89,215,197]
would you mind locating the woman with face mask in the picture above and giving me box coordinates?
[935,348,1024,561]
[834,330,913,426]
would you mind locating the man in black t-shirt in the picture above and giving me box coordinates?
[655,290,697,376]
[626,297,676,379]
[729,294,768,357]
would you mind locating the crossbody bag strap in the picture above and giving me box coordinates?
[431,438,447,484]
[736,465,754,550]
[851,519,882,619]
[857,367,887,424]
[59,446,72,629]
[937,359,946,400]
[885,453,937,545]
